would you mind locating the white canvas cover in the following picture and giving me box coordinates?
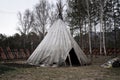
[27,19,89,66]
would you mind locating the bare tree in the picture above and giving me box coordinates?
[17,9,34,35]
[33,0,49,40]
[17,9,34,48]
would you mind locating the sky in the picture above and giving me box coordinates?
[0,0,56,36]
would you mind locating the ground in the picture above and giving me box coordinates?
[0,56,120,80]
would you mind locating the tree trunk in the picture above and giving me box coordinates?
[86,0,92,60]
[84,20,87,49]
[94,22,97,48]
[102,22,107,56]
[100,9,102,55]
[79,20,83,49]
[100,0,107,56]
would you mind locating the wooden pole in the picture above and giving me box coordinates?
[68,54,72,67]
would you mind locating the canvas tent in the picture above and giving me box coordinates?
[27,19,89,66]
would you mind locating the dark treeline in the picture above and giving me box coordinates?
[0,0,120,55]
[1,27,120,50]
[74,27,120,48]
[0,32,40,51]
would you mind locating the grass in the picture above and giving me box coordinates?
[0,56,120,80]
[0,65,15,75]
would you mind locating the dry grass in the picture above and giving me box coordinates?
[0,56,120,80]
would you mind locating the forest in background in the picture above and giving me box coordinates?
[0,0,120,55]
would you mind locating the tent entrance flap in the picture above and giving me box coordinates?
[65,48,80,66]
